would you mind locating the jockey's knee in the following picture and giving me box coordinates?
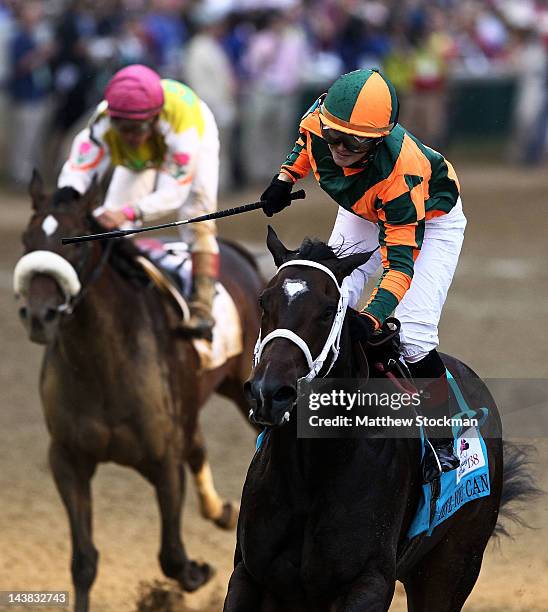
[181,221,219,255]
[399,322,439,364]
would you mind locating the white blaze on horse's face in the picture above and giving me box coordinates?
[41,214,59,237]
[283,278,309,305]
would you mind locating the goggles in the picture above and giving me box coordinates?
[111,118,155,135]
[320,124,380,154]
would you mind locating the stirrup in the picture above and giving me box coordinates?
[422,438,460,483]
[178,308,215,341]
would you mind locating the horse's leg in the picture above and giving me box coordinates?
[49,442,98,612]
[141,449,213,592]
[187,422,239,529]
[223,560,264,612]
[333,567,396,612]
[403,525,491,612]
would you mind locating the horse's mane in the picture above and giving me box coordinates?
[52,187,81,208]
[88,216,151,287]
[295,238,338,262]
[45,187,150,287]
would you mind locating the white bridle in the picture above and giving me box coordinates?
[253,259,349,382]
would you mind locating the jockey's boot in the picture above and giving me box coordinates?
[408,349,461,482]
[180,253,218,342]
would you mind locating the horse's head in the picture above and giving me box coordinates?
[245,226,374,427]
[14,171,101,344]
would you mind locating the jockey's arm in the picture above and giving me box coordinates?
[279,129,312,183]
[361,183,425,329]
[330,179,425,330]
[57,127,111,195]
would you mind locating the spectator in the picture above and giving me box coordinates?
[50,1,96,151]
[141,0,187,78]
[184,4,237,191]
[401,8,454,149]
[7,0,54,186]
[0,1,14,175]
[504,2,548,164]
[116,12,149,67]
[241,8,309,184]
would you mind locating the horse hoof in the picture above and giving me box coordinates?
[179,560,215,592]
[214,501,239,530]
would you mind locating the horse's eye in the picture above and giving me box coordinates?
[321,307,335,322]
[258,295,265,309]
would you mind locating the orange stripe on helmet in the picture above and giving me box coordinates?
[349,72,393,137]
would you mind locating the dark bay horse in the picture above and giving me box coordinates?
[14,172,262,612]
[224,226,536,612]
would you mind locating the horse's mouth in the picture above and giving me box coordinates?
[21,314,55,345]
[248,405,295,428]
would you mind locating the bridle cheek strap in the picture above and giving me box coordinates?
[253,259,349,382]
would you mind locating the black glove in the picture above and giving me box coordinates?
[260,175,293,217]
[348,309,376,344]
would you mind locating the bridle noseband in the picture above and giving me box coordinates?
[14,216,113,317]
[253,259,349,382]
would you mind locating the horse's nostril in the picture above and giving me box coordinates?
[244,381,259,405]
[272,385,297,405]
[19,306,28,320]
[44,308,57,323]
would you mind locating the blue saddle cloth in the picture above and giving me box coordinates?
[255,370,491,540]
[407,370,490,538]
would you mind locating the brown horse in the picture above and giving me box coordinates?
[14,172,262,612]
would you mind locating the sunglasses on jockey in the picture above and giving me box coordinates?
[111,117,156,135]
[320,123,381,154]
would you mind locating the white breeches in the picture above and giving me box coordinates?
[328,198,467,363]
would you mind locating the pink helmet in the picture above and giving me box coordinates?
[105,65,164,121]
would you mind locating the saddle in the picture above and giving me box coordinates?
[134,239,193,321]
[133,240,243,371]
[362,317,416,394]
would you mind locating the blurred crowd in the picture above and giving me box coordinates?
[0,0,546,190]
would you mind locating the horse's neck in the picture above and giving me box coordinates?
[331,320,357,378]
[269,418,363,482]
[58,265,145,352]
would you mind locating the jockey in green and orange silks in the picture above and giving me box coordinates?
[260,69,466,478]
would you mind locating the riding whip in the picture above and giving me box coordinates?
[61,190,306,245]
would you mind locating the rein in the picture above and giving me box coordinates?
[62,238,114,315]
[254,259,349,382]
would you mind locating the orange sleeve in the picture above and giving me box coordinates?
[280,130,312,182]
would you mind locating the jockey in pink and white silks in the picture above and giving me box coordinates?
[58,64,220,339]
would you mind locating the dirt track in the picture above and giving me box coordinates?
[1,165,547,611]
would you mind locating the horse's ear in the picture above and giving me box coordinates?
[266,225,294,267]
[29,169,45,209]
[332,249,378,281]
[81,175,101,211]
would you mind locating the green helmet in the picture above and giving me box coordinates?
[320,69,399,138]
